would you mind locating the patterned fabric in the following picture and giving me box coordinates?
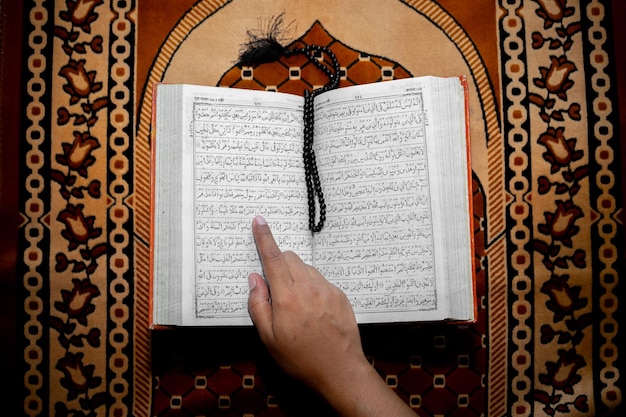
[8,0,624,416]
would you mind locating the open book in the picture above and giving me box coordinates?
[151,76,475,327]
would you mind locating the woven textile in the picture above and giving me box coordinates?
[3,1,624,416]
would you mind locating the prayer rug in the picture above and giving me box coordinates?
[3,0,624,416]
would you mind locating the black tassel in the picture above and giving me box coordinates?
[237,12,293,66]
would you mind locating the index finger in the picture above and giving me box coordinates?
[252,215,293,287]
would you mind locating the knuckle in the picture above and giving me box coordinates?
[282,251,299,261]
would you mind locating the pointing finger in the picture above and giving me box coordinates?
[252,216,293,288]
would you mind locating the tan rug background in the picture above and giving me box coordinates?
[2,1,625,416]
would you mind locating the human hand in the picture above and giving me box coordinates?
[247,216,416,417]
[247,215,367,390]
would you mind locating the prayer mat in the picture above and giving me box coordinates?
[2,0,625,416]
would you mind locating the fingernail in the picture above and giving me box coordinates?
[248,274,256,290]
[254,215,267,225]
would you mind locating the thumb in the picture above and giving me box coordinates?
[247,273,273,338]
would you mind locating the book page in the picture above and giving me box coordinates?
[154,79,472,327]
[176,86,310,325]
[312,77,467,323]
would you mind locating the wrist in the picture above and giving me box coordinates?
[316,357,380,415]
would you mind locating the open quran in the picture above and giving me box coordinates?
[150,76,475,327]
